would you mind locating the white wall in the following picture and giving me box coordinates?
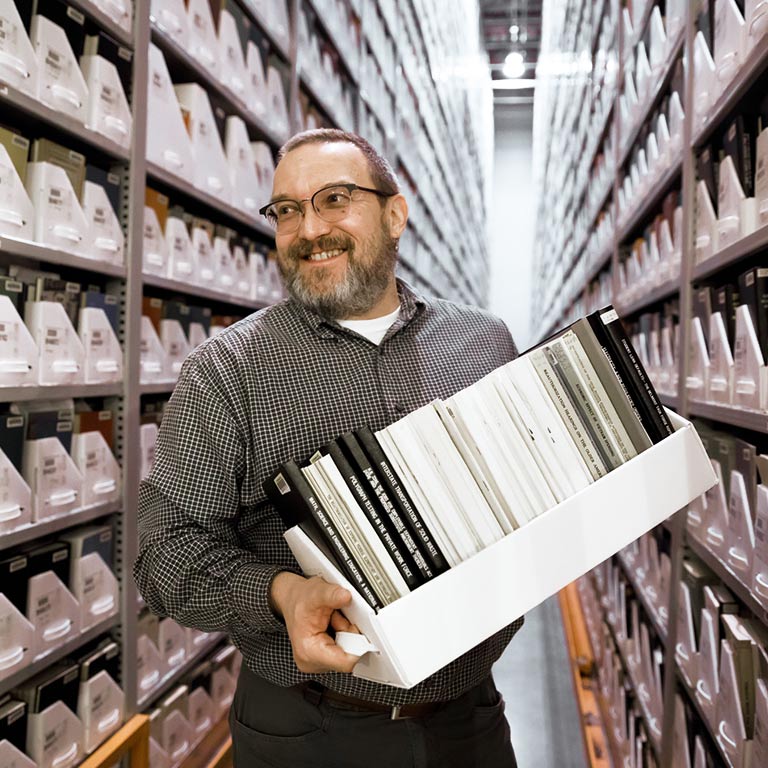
[489,106,535,352]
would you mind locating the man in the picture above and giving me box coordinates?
[135,129,523,767]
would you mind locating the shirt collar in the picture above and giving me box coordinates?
[288,277,427,339]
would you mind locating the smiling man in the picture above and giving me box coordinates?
[134,130,523,768]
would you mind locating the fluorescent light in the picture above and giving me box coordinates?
[492,78,536,90]
[503,51,525,79]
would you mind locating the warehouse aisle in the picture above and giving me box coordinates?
[494,597,588,768]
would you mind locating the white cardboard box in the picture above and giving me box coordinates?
[284,410,717,688]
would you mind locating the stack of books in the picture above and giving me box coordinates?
[265,306,675,611]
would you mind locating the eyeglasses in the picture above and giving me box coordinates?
[259,183,392,234]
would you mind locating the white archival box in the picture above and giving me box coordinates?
[225,116,260,217]
[71,430,121,508]
[80,55,132,148]
[185,0,219,78]
[78,670,124,753]
[82,180,125,266]
[30,15,89,122]
[0,0,39,97]
[0,740,36,768]
[139,423,158,480]
[246,41,267,118]
[139,316,169,384]
[27,569,81,658]
[146,44,194,179]
[0,592,34,681]
[285,410,716,688]
[93,0,132,33]
[137,633,163,698]
[213,236,236,292]
[0,444,32,535]
[79,307,123,385]
[218,9,248,101]
[166,216,195,282]
[0,295,37,387]
[25,301,85,386]
[266,66,290,141]
[187,685,214,741]
[23,436,83,521]
[173,83,231,201]
[152,0,190,47]
[71,551,119,631]
[27,701,83,768]
[0,143,34,241]
[143,204,169,276]
[25,162,89,255]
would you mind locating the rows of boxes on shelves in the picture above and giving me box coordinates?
[0,523,123,768]
[1,1,133,154]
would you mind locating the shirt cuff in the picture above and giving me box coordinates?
[231,562,294,633]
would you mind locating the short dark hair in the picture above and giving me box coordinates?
[277,129,400,196]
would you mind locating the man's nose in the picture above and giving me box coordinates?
[297,205,332,241]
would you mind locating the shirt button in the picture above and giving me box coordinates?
[395,403,407,413]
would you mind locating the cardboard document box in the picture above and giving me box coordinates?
[0,590,34,681]
[166,216,195,282]
[218,8,248,101]
[173,83,231,202]
[25,301,85,386]
[30,14,88,122]
[92,0,132,33]
[251,141,274,202]
[140,422,158,479]
[22,433,83,521]
[0,138,34,242]
[187,683,214,743]
[286,411,716,688]
[78,307,123,385]
[245,41,267,119]
[159,319,190,380]
[140,316,170,384]
[158,618,187,677]
[26,569,81,659]
[191,225,215,285]
[232,241,251,297]
[79,55,132,147]
[0,0,39,97]
[143,206,169,276]
[225,116,260,216]
[25,161,89,254]
[186,0,219,77]
[146,44,194,179]
[213,236,236,292]
[70,429,120,508]
[75,639,123,752]
[0,295,38,387]
[265,66,289,141]
[0,444,32,537]
[82,178,125,265]
[151,0,190,47]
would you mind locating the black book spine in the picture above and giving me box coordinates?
[263,461,382,610]
[338,432,435,581]
[756,268,768,365]
[592,307,673,441]
[355,426,449,574]
[321,441,422,589]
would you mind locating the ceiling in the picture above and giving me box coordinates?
[479,0,543,108]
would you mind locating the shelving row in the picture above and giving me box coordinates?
[534,1,768,766]
[0,1,495,766]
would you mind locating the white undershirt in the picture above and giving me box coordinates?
[336,305,401,345]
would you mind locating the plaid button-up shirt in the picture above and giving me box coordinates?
[134,279,524,705]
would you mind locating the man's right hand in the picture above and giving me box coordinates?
[270,571,362,674]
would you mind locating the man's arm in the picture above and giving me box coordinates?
[133,360,287,635]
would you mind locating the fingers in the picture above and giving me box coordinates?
[292,630,361,674]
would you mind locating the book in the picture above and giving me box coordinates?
[337,432,437,582]
[30,138,86,200]
[317,439,423,589]
[738,267,768,365]
[263,459,382,610]
[33,276,81,327]
[529,347,608,480]
[586,307,674,443]
[559,330,638,463]
[85,165,121,218]
[0,125,30,183]
[354,425,449,574]
[80,289,119,335]
[304,454,407,604]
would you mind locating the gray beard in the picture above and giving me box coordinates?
[279,232,398,319]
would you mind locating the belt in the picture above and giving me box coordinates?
[300,681,446,720]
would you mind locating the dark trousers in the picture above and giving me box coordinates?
[230,666,517,768]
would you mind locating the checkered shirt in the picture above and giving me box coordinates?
[134,279,525,706]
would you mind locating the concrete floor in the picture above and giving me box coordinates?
[494,596,589,768]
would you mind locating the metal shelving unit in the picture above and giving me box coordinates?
[69,0,134,47]
[142,272,267,310]
[535,4,768,767]
[0,238,127,278]
[615,553,668,647]
[0,383,123,404]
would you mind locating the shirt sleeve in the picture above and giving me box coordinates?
[133,356,288,635]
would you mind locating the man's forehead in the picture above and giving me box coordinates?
[272,142,372,196]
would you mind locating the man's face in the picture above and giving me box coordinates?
[271,142,402,318]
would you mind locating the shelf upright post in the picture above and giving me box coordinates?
[288,0,302,136]
[658,3,697,766]
[119,0,151,717]
[609,0,621,310]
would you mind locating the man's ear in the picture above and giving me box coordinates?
[386,194,408,239]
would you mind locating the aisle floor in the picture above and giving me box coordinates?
[494,596,588,768]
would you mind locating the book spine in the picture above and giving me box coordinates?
[307,467,399,606]
[546,343,621,470]
[339,433,436,580]
[599,308,674,438]
[355,426,448,574]
[264,463,382,610]
[529,349,607,480]
[325,442,422,589]
[585,312,663,443]
[561,331,638,463]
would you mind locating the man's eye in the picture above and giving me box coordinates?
[276,203,299,216]
[323,192,348,206]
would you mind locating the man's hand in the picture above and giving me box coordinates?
[270,571,362,674]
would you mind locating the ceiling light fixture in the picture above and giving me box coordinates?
[503,50,525,79]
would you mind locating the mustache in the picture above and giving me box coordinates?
[286,237,353,260]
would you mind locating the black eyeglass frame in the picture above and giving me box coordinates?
[258,183,393,229]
